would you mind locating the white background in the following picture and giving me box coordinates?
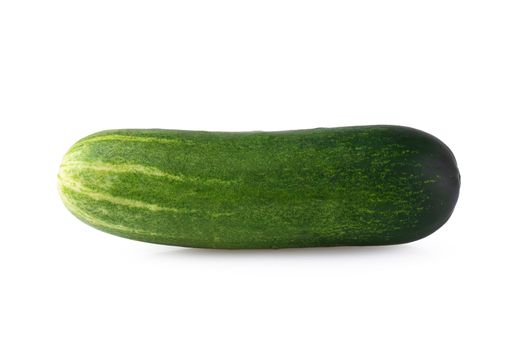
[1,1,524,349]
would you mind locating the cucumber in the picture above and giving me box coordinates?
[58,125,460,248]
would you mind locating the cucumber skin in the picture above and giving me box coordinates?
[58,125,460,248]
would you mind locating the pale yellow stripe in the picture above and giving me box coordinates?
[61,161,186,181]
[59,186,157,235]
[73,134,194,147]
[60,161,234,185]
[58,172,195,214]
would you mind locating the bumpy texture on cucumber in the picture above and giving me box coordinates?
[58,125,460,248]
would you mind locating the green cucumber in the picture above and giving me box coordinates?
[58,125,460,248]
